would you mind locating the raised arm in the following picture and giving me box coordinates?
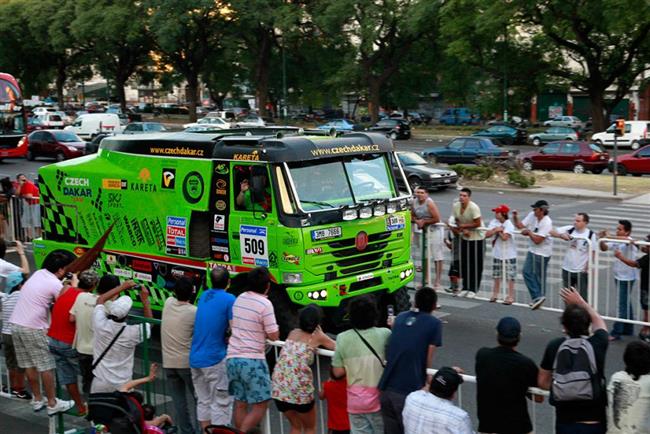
[97,280,136,305]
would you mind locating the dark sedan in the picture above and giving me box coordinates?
[367,119,411,140]
[421,137,509,164]
[472,124,527,146]
[517,141,609,174]
[394,151,458,191]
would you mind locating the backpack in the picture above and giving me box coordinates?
[550,337,602,404]
[567,227,594,240]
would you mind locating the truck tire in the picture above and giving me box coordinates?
[392,286,412,313]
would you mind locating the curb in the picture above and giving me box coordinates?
[463,184,633,202]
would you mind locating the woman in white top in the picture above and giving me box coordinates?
[607,341,650,434]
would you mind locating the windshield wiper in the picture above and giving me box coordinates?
[300,200,337,209]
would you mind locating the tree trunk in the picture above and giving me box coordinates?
[186,74,198,122]
[208,89,225,110]
[368,79,381,124]
[254,29,272,117]
[589,91,607,132]
[56,60,66,108]
[115,76,127,112]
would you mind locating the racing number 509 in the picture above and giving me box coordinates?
[244,238,265,255]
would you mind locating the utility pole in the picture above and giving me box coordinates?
[282,41,288,119]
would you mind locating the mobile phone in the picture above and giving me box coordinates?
[64,272,73,279]
[387,305,394,317]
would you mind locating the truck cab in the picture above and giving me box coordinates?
[34,130,414,330]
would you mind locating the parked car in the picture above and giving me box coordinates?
[36,113,65,129]
[438,107,479,126]
[316,119,360,135]
[472,124,527,146]
[394,151,458,190]
[233,114,265,128]
[122,122,168,134]
[26,129,86,161]
[65,113,123,139]
[591,120,650,150]
[26,116,46,133]
[422,137,509,164]
[543,116,584,129]
[32,106,57,116]
[183,117,230,130]
[206,110,238,121]
[529,127,579,146]
[367,119,411,140]
[517,141,609,174]
[608,142,650,176]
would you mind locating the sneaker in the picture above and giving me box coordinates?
[530,297,546,310]
[639,332,650,343]
[458,290,469,298]
[31,398,46,412]
[433,284,443,291]
[466,291,476,299]
[47,398,75,416]
[12,389,32,400]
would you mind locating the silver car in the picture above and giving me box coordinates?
[543,116,583,129]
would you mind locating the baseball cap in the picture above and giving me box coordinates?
[108,295,133,319]
[497,316,521,339]
[531,200,549,209]
[491,204,510,214]
[5,271,24,291]
[430,367,463,399]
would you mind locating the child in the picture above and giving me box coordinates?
[444,216,461,295]
[319,368,350,434]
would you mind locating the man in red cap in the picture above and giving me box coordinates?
[485,205,517,305]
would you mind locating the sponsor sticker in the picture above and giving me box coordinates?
[162,168,176,189]
[183,171,204,204]
[102,179,128,190]
[134,272,152,282]
[386,214,405,231]
[213,214,225,231]
[306,247,323,255]
[114,268,133,278]
[356,273,374,282]
[240,225,269,267]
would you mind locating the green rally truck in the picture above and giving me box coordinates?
[34,129,414,329]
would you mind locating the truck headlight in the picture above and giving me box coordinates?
[386,202,397,214]
[359,206,372,219]
[398,199,408,210]
[373,205,386,216]
[283,272,303,284]
[342,209,357,221]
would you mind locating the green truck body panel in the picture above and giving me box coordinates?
[34,132,414,310]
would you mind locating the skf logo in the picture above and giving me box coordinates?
[162,169,176,189]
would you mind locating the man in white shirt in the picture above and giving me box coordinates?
[485,205,517,305]
[599,219,638,340]
[552,213,598,301]
[513,200,553,310]
[402,366,473,434]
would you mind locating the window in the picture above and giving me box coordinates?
[559,143,579,154]
[464,139,480,149]
[548,127,559,134]
[543,143,561,154]
[448,139,464,149]
[589,143,605,153]
[234,165,272,212]
[638,148,650,158]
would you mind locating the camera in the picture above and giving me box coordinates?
[64,272,73,280]
[133,284,142,290]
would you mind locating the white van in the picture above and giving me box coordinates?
[65,113,123,140]
[592,120,650,150]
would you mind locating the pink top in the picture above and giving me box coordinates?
[10,269,63,330]
[227,291,278,360]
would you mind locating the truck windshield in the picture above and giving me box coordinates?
[288,153,397,211]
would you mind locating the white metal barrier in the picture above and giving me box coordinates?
[412,224,650,329]
[0,194,39,243]
[264,340,550,434]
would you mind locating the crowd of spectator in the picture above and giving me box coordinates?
[413,188,650,344]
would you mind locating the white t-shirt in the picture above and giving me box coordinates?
[606,240,638,281]
[92,305,151,390]
[521,212,553,257]
[70,292,98,355]
[607,371,650,434]
[487,219,517,260]
[556,226,597,273]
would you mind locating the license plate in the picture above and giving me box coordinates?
[311,226,342,241]
[357,273,374,282]
[386,214,405,231]
[444,179,451,183]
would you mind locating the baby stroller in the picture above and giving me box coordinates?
[88,391,146,434]
[204,425,243,434]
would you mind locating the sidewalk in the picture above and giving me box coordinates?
[466,184,642,201]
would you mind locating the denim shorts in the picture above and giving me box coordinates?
[48,337,80,385]
[226,357,271,404]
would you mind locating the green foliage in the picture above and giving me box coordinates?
[449,164,495,181]
[507,169,536,188]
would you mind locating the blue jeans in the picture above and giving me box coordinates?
[523,252,550,301]
[612,279,635,337]
[166,368,198,434]
[349,411,384,434]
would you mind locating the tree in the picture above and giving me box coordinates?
[148,0,231,121]
[518,0,650,131]
[73,0,153,111]
[313,0,439,122]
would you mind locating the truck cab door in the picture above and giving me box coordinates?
[224,162,278,272]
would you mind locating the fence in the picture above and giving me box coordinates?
[0,193,42,244]
[413,223,650,329]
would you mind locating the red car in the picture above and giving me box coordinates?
[26,129,86,161]
[608,143,650,176]
[517,141,609,174]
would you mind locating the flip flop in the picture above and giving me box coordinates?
[502,298,513,305]
[489,297,497,303]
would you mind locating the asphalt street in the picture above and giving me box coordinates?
[0,141,647,434]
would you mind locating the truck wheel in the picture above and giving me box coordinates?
[392,286,412,313]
